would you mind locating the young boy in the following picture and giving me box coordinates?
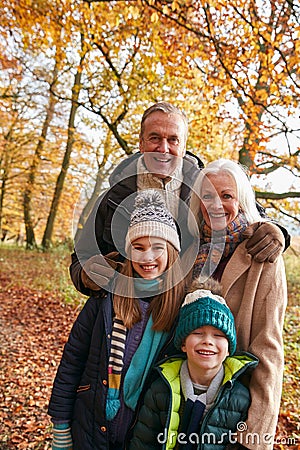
[129,281,258,450]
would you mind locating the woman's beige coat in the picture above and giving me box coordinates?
[221,240,287,450]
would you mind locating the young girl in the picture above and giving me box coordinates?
[48,190,186,450]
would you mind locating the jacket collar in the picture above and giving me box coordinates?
[222,352,259,384]
[158,351,258,387]
[108,151,203,188]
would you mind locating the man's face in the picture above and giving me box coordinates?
[139,111,187,179]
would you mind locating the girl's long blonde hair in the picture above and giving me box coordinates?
[113,242,186,331]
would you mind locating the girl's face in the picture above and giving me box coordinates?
[200,172,240,231]
[130,236,168,279]
[182,325,229,385]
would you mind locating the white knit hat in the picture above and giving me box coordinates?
[125,190,181,252]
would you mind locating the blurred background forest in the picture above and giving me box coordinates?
[0,0,299,249]
[0,1,299,448]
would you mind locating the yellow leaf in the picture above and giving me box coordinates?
[129,6,140,20]
[151,12,159,23]
[172,1,180,11]
[269,83,278,95]
[256,89,268,101]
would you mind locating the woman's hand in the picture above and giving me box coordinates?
[243,222,285,263]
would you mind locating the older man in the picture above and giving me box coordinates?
[70,102,289,295]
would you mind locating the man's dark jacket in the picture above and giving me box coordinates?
[70,151,204,295]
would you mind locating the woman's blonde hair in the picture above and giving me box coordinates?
[189,158,262,233]
[113,242,186,331]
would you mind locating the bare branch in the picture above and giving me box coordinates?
[255,191,300,199]
[270,202,300,224]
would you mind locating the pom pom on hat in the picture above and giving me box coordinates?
[133,190,165,210]
[174,288,237,355]
[125,190,180,252]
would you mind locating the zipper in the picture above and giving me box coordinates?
[107,197,132,218]
[196,381,233,450]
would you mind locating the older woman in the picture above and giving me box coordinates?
[189,159,287,450]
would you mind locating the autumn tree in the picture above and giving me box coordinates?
[59,0,212,237]
[41,33,88,249]
[23,61,59,249]
[1,0,94,245]
[74,129,123,242]
[1,0,299,246]
[0,50,42,242]
[141,0,300,222]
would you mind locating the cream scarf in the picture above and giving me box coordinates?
[137,156,183,218]
[180,360,224,415]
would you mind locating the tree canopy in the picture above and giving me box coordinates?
[0,0,299,247]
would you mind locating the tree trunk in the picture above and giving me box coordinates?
[0,127,14,240]
[23,64,58,249]
[42,37,86,248]
[74,171,108,242]
[0,171,7,240]
[74,132,122,242]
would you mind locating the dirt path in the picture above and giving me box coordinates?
[0,276,298,449]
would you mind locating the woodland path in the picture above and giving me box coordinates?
[0,275,298,449]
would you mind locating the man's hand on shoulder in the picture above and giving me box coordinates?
[81,252,123,290]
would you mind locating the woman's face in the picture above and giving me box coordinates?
[130,236,168,279]
[200,172,240,231]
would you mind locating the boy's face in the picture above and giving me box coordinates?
[181,325,229,384]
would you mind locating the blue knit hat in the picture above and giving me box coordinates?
[174,289,236,355]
